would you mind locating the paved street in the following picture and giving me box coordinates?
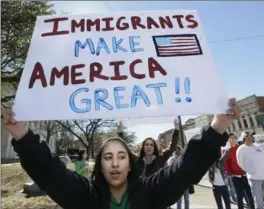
[170,185,238,209]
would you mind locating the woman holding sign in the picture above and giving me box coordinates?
[3,98,240,209]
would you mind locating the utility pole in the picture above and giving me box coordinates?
[177,116,186,148]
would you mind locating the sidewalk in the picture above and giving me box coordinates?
[197,172,212,188]
[198,179,212,188]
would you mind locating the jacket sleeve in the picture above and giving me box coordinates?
[219,150,229,167]
[11,130,94,209]
[160,129,179,165]
[142,124,228,208]
[224,154,232,175]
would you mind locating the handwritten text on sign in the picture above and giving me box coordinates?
[14,10,228,121]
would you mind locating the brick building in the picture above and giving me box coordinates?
[158,94,264,149]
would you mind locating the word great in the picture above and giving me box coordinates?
[69,83,167,113]
[28,57,167,89]
[41,14,198,37]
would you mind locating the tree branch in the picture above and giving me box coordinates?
[73,120,87,135]
[1,95,15,103]
[56,120,88,148]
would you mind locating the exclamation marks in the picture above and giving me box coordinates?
[184,77,192,102]
[175,77,192,103]
[175,78,181,103]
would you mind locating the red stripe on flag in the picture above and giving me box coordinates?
[158,47,199,52]
[159,51,200,55]
[158,44,198,48]
[170,41,197,44]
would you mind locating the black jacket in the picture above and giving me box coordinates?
[12,124,228,209]
[137,129,179,177]
[118,129,179,177]
[208,149,229,184]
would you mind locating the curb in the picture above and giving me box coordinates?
[197,184,212,189]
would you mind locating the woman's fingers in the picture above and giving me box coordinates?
[228,98,236,106]
[3,108,17,125]
[226,98,240,119]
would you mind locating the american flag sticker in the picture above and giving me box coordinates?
[152,34,203,57]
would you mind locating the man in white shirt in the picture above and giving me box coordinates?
[237,132,264,209]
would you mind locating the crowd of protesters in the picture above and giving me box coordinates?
[4,99,264,209]
[209,131,264,209]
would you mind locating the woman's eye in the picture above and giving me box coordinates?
[119,156,126,160]
[104,156,112,160]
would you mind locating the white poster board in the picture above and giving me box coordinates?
[14,10,229,121]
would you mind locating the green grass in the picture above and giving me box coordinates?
[1,162,85,209]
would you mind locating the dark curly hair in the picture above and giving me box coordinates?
[138,137,159,159]
[76,150,85,161]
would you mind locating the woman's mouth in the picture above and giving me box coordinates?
[110,171,121,178]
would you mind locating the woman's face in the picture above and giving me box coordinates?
[101,140,130,189]
[229,135,237,146]
[143,139,155,156]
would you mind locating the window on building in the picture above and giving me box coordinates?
[243,118,248,128]
[249,116,254,127]
[238,120,242,129]
[232,123,235,131]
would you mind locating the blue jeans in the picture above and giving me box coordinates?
[225,176,236,201]
[232,176,255,209]
[177,189,189,209]
[248,179,264,209]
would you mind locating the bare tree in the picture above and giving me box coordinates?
[56,119,115,159]
[88,124,138,158]
[38,121,62,145]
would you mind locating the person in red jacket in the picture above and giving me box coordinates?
[224,133,255,209]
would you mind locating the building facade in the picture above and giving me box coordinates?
[183,118,196,130]
[1,120,59,160]
[158,129,187,150]
[227,95,264,136]
[158,95,264,148]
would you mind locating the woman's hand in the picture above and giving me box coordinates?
[173,117,180,130]
[2,108,28,140]
[211,98,240,134]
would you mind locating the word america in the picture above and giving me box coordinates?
[41,14,198,37]
[28,57,167,89]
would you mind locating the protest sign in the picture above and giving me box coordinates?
[14,10,229,121]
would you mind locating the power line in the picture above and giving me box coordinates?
[102,2,264,44]
[209,35,264,44]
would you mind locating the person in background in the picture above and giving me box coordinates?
[226,173,237,204]
[222,138,237,203]
[224,133,255,209]
[237,132,264,209]
[117,119,179,178]
[209,149,231,209]
[168,145,190,209]
[75,150,88,177]
[3,98,240,209]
